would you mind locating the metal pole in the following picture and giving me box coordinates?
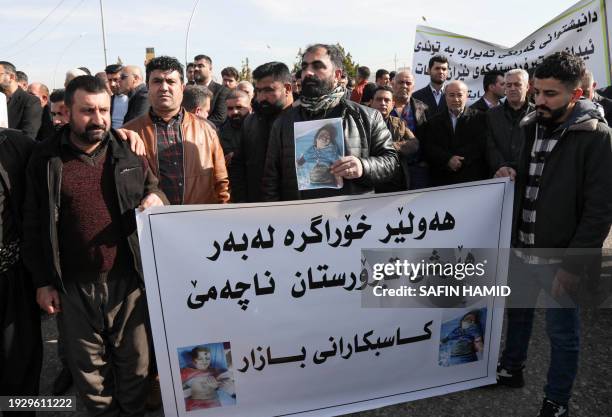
[99,0,108,67]
[185,0,201,67]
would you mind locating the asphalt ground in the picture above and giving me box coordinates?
[38,308,612,417]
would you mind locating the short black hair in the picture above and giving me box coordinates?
[389,71,396,81]
[361,82,377,103]
[428,55,448,70]
[375,69,389,81]
[226,89,249,101]
[221,66,239,80]
[105,64,123,75]
[294,69,302,79]
[49,89,65,104]
[482,70,505,91]
[534,51,585,90]
[193,54,212,65]
[145,56,184,84]
[182,85,212,112]
[374,85,394,97]
[302,44,344,72]
[0,61,16,75]
[252,61,291,83]
[186,62,195,70]
[16,71,28,83]
[64,75,108,108]
[357,66,371,79]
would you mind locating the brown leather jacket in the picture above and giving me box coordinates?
[124,110,230,204]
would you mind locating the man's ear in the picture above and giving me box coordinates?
[284,82,293,95]
[334,68,343,82]
[571,87,584,102]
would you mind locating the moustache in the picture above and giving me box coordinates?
[86,124,106,131]
[535,105,552,112]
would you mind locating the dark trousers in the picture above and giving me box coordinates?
[58,270,150,417]
[0,263,42,417]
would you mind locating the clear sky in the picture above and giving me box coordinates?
[0,0,578,89]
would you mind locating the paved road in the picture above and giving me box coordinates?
[39,309,611,417]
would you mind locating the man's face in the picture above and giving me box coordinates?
[226,96,250,122]
[193,351,211,370]
[222,75,237,89]
[429,61,448,85]
[0,66,14,91]
[301,47,341,97]
[445,83,467,114]
[376,74,390,87]
[490,75,506,99]
[339,76,348,88]
[50,101,69,129]
[371,90,394,118]
[533,77,580,125]
[148,70,184,114]
[194,59,212,84]
[119,70,137,95]
[27,84,48,107]
[392,72,414,102]
[187,66,195,83]
[255,76,288,115]
[107,72,121,95]
[504,73,528,106]
[67,90,110,145]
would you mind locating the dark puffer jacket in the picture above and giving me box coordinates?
[261,99,398,201]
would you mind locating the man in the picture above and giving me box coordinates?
[119,65,150,124]
[495,52,612,417]
[221,66,239,90]
[95,71,112,96]
[22,75,167,416]
[106,64,128,128]
[193,54,230,127]
[292,70,303,101]
[424,80,488,186]
[64,68,87,87]
[413,55,449,117]
[124,56,229,205]
[486,69,534,175]
[350,65,371,103]
[28,82,55,141]
[390,69,430,189]
[471,70,505,112]
[375,69,391,87]
[370,85,418,192]
[262,44,398,201]
[0,127,42,417]
[182,85,213,120]
[237,80,254,102]
[16,70,28,90]
[186,62,196,84]
[229,62,293,203]
[49,89,69,129]
[219,89,251,164]
[581,69,612,125]
[0,61,42,139]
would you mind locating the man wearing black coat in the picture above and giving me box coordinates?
[424,80,488,186]
[0,61,42,139]
[119,65,150,124]
[412,55,449,118]
[193,54,230,127]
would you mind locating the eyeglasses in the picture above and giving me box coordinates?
[120,74,130,80]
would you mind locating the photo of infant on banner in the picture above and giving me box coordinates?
[294,118,344,190]
[178,342,237,412]
[439,308,486,367]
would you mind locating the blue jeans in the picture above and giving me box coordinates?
[500,257,580,405]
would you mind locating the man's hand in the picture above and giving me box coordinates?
[447,155,464,171]
[330,156,363,180]
[115,128,146,156]
[37,285,61,314]
[494,166,517,181]
[552,268,580,298]
[138,193,165,211]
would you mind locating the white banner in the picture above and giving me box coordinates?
[137,179,513,417]
[412,0,612,102]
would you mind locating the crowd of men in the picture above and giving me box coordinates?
[0,45,611,417]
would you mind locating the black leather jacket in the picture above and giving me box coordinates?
[261,99,398,201]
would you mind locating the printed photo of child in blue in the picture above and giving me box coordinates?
[294,119,344,189]
[439,309,486,366]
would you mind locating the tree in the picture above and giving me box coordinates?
[291,44,359,78]
[292,48,303,74]
[239,57,252,82]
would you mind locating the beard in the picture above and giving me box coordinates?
[535,101,570,127]
[71,119,109,145]
[253,99,285,118]
[301,75,335,98]
[228,113,246,128]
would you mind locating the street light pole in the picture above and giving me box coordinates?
[99,0,108,67]
[185,0,201,67]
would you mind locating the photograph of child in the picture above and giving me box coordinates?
[294,118,344,190]
[178,342,236,412]
[439,308,486,366]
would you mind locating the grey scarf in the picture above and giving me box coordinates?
[299,86,346,114]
